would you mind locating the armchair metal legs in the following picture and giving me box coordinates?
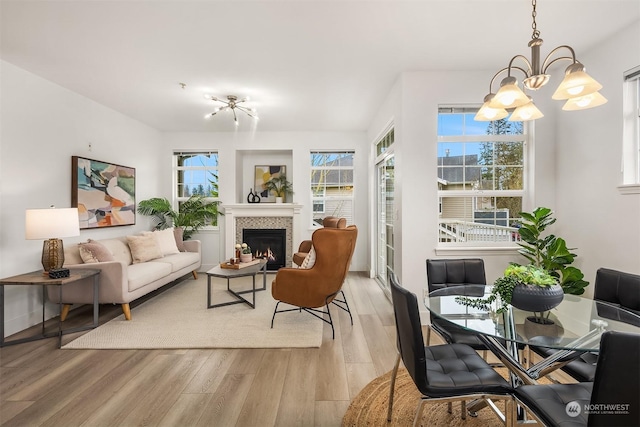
[270,290,353,339]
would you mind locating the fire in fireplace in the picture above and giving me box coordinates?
[242,228,286,271]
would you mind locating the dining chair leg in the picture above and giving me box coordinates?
[413,398,428,427]
[447,402,452,414]
[386,352,402,422]
[506,396,517,427]
[426,324,431,345]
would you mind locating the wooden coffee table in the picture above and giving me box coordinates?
[206,259,268,309]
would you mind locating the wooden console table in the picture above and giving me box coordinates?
[0,269,100,348]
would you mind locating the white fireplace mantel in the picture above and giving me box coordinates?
[221,203,303,262]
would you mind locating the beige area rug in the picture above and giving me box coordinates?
[62,274,323,349]
[343,368,547,426]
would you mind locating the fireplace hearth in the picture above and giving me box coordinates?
[243,229,286,271]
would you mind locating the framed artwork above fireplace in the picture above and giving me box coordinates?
[255,165,286,203]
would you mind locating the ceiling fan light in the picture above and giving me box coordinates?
[489,76,530,109]
[562,91,608,111]
[552,65,603,100]
[509,97,544,121]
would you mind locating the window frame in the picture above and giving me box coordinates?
[310,150,355,227]
[173,150,220,228]
[620,65,640,194]
[436,106,531,249]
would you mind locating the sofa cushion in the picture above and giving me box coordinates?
[100,237,134,265]
[151,252,200,272]
[127,234,163,263]
[127,262,172,292]
[78,240,115,263]
[144,228,180,256]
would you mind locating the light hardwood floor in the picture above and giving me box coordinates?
[0,272,402,427]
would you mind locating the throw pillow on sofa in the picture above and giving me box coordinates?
[144,228,180,256]
[78,240,115,263]
[127,234,163,263]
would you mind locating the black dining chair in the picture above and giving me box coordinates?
[426,258,492,357]
[514,330,640,427]
[530,268,640,382]
[387,272,515,426]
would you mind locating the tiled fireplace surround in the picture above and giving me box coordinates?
[221,204,303,268]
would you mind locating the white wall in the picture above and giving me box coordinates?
[161,131,370,272]
[0,61,163,336]
[554,20,640,296]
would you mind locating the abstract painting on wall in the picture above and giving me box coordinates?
[254,165,286,203]
[72,156,136,229]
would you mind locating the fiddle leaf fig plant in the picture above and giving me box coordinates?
[516,207,588,295]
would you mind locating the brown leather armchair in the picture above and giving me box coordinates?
[271,225,357,338]
[292,216,347,267]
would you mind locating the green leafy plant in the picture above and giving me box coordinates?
[455,265,557,314]
[516,207,588,295]
[137,195,220,240]
[240,243,251,254]
[264,174,294,199]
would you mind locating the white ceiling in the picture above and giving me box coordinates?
[2,0,639,132]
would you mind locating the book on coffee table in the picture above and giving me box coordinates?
[219,259,261,269]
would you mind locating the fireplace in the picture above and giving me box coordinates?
[243,229,286,271]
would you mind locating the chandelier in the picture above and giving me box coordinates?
[204,95,258,125]
[475,0,607,122]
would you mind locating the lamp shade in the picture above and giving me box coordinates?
[474,94,509,121]
[489,76,530,109]
[509,97,544,121]
[25,207,80,239]
[562,91,608,111]
[552,66,603,100]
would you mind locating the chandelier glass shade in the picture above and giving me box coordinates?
[562,91,608,111]
[204,95,258,125]
[475,0,607,122]
[474,93,509,121]
[510,96,545,121]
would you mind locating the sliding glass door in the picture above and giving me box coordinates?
[375,152,395,296]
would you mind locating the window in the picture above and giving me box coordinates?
[174,151,219,226]
[621,66,640,193]
[310,151,355,226]
[437,107,529,245]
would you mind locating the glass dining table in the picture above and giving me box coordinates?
[426,285,640,387]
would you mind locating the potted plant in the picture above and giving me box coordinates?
[239,243,253,263]
[516,207,589,295]
[264,174,293,203]
[456,264,563,324]
[137,195,220,240]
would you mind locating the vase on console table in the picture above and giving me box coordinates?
[240,253,253,263]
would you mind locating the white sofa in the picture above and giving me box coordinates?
[48,235,201,320]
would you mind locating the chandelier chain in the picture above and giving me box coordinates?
[531,0,540,39]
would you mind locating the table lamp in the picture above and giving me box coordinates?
[25,206,80,273]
